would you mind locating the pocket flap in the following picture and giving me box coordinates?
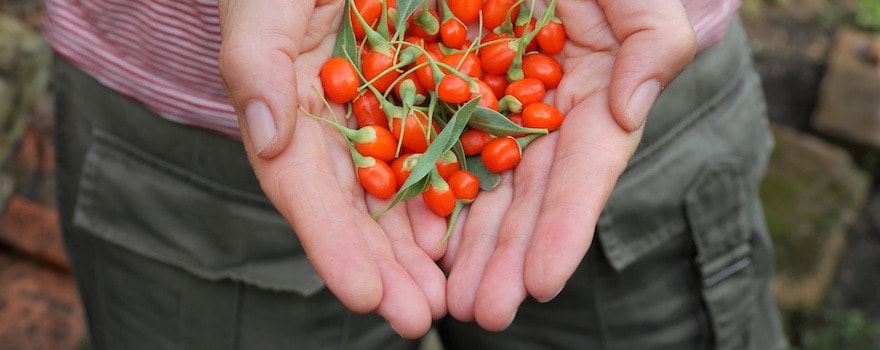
[684,158,753,285]
[72,130,325,295]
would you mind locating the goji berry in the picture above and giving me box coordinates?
[459,129,494,156]
[442,52,482,79]
[479,34,517,75]
[357,157,397,199]
[482,73,509,98]
[437,74,471,104]
[536,20,566,55]
[481,0,519,30]
[435,150,461,179]
[504,77,545,106]
[522,53,562,88]
[470,79,500,111]
[320,57,359,104]
[391,110,435,153]
[440,18,468,49]
[350,0,383,40]
[521,102,564,131]
[447,0,481,24]
[422,178,456,216]
[354,125,399,163]
[447,169,480,202]
[390,152,420,189]
[481,136,521,173]
[362,50,401,93]
[352,92,388,128]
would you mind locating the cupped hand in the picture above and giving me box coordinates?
[217,0,448,338]
[442,0,697,331]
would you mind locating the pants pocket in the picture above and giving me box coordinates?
[71,129,324,294]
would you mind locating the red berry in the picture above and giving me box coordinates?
[447,0,481,24]
[447,170,480,202]
[354,125,399,163]
[522,53,562,88]
[479,34,517,75]
[481,136,521,173]
[440,18,468,49]
[320,57,359,104]
[481,0,519,30]
[357,157,397,199]
[459,129,494,156]
[352,92,388,128]
[390,153,420,189]
[504,78,546,106]
[536,20,566,55]
[422,180,457,216]
[437,74,471,104]
[521,102,564,131]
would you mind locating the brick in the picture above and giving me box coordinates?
[0,250,86,350]
[0,195,68,270]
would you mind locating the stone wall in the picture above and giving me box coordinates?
[0,13,49,209]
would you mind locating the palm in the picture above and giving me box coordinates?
[442,0,693,331]
[220,0,448,338]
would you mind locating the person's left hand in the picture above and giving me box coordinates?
[217,0,449,338]
[442,0,697,331]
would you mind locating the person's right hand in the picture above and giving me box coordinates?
[441,0,696,331]
[216,0,449,338]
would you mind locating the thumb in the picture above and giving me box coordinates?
[218,0,314,158]
[599,0,697,132]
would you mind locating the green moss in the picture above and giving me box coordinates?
[759,135,866,279]
[856,0,880,32]
[802,310,880,350]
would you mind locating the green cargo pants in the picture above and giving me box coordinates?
[54,16,787,350]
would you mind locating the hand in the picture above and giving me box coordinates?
[217,0,448,338]
[442,0,697,331]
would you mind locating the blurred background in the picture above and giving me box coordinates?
[1,0,879,349]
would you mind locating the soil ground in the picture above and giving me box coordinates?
[742,0,880,347]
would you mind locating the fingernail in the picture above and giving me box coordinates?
[536,284,565,303]
[244,101,277,155]
[627,80,662,131]
[502,309,518,330]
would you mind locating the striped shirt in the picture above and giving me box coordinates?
[43,0,741,139]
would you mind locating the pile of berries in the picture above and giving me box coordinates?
[311,0,566,240]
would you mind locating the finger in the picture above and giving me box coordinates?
[473,134,556,331]
[407,196,450,261]
[252,113,384,313]
[217,0,339,158]
[596,0,696,131]
[446,173,513,321]
[368,197,448,319]
[524,93,643,302]
[373,256,434,338]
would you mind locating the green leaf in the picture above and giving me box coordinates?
[465,156,501,191]
[334,0,359,66]
[371,176,429,219]
[469,106,548,137]
[372,98,480,217]
[393,0,420,37]
[401,98,480,190]
[435,200,464,249]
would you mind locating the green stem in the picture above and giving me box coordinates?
[350,0,392,55]
[436,200,464,249]
[516,132,543,150]
[496,0,525,36]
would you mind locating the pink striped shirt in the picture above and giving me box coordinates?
[43,0,740,139]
